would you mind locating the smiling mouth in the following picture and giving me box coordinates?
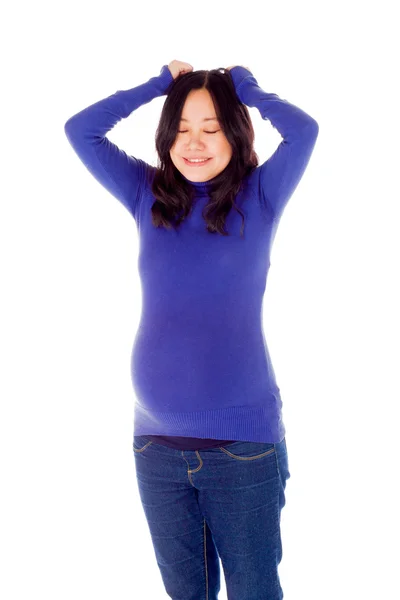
[183,157,212,166]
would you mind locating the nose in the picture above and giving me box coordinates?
[185,132,207,147]
[187,139,205,148]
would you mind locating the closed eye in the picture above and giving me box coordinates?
[178,130,220,134]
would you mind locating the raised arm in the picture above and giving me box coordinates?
[64,65,174,221]
[229,66,319,223]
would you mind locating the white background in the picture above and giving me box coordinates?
[1,0,399,598]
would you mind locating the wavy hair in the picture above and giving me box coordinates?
[150,68,259,238]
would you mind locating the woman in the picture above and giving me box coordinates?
[64,59,319,599]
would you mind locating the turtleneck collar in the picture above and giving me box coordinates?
[182,174,212,196]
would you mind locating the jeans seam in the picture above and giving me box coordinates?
[218,447,275,460]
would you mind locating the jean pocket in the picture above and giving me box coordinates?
[218,441,276,461]
[133,436,153,453]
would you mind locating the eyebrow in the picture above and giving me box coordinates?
[180,117,219,122]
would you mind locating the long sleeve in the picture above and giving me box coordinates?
[64,65,174,220]
[229,66,319,223]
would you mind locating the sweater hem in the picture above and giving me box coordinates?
[134,402,286,444]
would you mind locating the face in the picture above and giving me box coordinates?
[169,89,233,182]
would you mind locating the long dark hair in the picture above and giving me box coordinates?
[150,68,259,237]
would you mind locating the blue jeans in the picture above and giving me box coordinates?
[133,436,290,600]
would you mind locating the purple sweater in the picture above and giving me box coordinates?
[64,64,319,451]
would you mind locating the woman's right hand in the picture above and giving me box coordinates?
[167,60,194,80]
